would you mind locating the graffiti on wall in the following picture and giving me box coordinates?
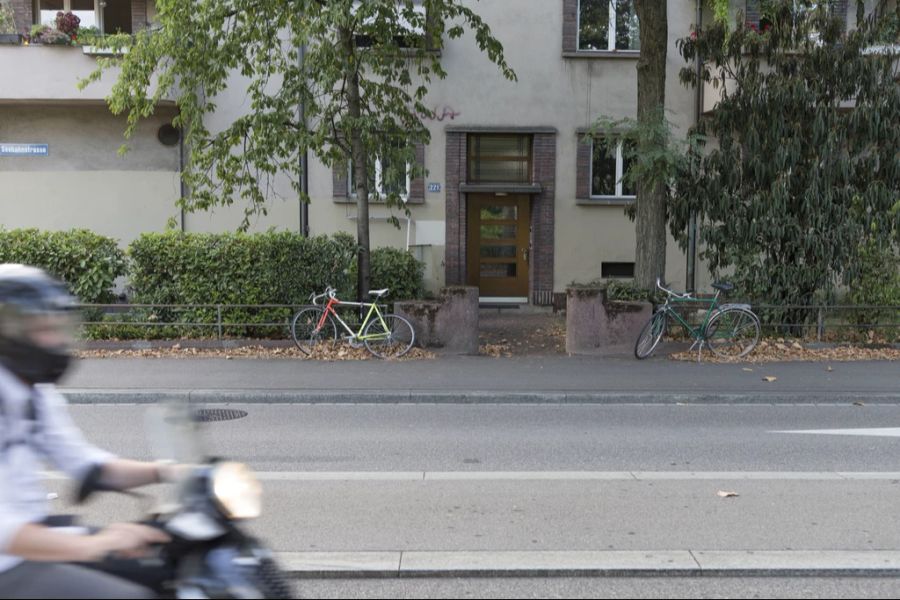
[418,105,461,122]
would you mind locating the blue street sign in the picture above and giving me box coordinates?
[0,143,49,157]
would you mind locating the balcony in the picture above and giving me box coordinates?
[0,44,173,104]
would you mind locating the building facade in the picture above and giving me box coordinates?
[4,0,857,302]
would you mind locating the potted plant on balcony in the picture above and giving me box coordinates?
[27,11,81,46]
[0,0,22,45]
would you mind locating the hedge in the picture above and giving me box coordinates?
[0,228,126,303]
[108,230,425,338]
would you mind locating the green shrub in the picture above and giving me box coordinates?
[848,240,900,326]
[125,231,357,337]
[349,247,425,302]
[0,228,126,303]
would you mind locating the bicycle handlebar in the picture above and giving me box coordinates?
[309,286,340,305]
[656,277,694,300]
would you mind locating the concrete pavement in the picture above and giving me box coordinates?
[62,354,900,404]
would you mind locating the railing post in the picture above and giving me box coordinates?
[217,305,223,340]
[817,306,824,342]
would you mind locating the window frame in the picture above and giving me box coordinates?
[576,0,640,53]
[348,157,411,202]
[589,137,635,200]
[466,134,533,185]
[35,0,99,28]
[34,0,135,34]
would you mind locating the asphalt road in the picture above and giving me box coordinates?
[48,402,900,559]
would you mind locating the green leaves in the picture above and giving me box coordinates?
[671,4,900,310]
[86,0,514,226]
[125,231,424,336]
[0,229,126,303]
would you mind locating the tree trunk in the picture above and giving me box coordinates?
[341,26,370,302]
[634,0,668,290]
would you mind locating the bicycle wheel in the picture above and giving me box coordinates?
[705,307,760,358]
[290,307,337,355]
[362,314,415,359]
[634,310,667,359]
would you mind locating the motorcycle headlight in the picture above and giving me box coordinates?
[211,462,262,520]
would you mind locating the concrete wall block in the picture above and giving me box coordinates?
[434,286,479,354]
[394,301,441,348]
[566,287,652,353]
[565,287,605,354]
[599,300,652,346]
[395,286,478,354]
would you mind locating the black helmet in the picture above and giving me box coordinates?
[0,264,78,384]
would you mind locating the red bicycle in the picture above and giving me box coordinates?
[290,286,415,358]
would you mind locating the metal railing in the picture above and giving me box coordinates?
[79,302,388,339]
[664,303,899,342]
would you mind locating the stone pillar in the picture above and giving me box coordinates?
[599,301,653,346]
[566,286,654,353]
[434,286,479,354]
[395,286,479,355]
[565,287,604,354]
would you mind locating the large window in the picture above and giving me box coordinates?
[591,138,635,198]
[467,134,532,184]
[578,0,640,51]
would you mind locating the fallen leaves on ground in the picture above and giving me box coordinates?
[77,343,435,361]
[717,490,739,498]
[479,343,513,358]
[762,376,777,382]
[671,338,900,363]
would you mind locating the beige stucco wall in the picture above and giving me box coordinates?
[0,104,180,245]
[300,0,707,294]
[0,0,712,295]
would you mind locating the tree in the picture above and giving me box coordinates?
[84,0,515,300]
[671,1,900,315]
[633,0,668,290]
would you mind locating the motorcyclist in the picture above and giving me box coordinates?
[0,264,174,599]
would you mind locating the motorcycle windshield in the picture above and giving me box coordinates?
[144,399,206,466]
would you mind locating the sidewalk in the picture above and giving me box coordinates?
[61,353,900,404]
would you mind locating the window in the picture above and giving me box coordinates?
[36,0,97,29]
[348,156,410,200]
[34,0,133,34]
[467,134,532,184]
[591,138,635,198]
[353,0,429,49]
[578,0,639,51]
[602,262,635,278]
[747,0,848,36]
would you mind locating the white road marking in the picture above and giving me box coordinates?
[773,427,900,437]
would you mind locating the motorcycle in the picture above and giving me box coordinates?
[67,403,294,599]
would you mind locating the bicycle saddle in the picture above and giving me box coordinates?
[369,288,389,297]
[711,282,734,292]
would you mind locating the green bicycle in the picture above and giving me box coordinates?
[291,286,416,359]
[634,278,761,360]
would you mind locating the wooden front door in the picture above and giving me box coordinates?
[466,194,530,298]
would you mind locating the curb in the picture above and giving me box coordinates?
[276,550,900,578]
[61,389,900,405]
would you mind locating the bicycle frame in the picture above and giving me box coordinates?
[660,293,722,342]
[317,295,391,342]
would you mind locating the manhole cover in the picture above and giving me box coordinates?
[194,408,248,422]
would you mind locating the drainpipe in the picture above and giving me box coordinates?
[686,0,702,293]
[299,43,310,237]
